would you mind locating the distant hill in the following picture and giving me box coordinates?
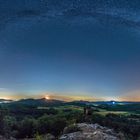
[92,101,140,105]
[1,98,140,109]
[67,100,140,106]
[0,99,13,103]
[10,98,65,107]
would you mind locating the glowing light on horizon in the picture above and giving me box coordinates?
[45,95,50,100]
[0,96,10,100]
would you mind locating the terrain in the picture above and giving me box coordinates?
[0,98,140,140]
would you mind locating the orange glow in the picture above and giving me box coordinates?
[45,95,50,100]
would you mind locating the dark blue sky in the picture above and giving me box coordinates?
[0,0,140,101]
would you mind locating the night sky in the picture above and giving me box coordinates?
[0,0,140,101]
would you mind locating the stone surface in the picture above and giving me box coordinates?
[0,136,16,140]
[60,123,125,140]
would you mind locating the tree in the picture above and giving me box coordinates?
[17,117,37,138]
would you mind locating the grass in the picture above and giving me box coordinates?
[95,111,129,116]
[38,105,136,117]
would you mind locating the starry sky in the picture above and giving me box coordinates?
[0,0,140,101]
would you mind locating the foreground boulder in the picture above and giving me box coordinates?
[60,123,125,140]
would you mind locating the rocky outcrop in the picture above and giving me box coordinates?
[0,136,16,140]
[0,124,125,140]
[60,123,125,140]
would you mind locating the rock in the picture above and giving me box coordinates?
[59,123,125,140]
[43,134,55,140]
[0,136,6,140]
[0,136,16,140]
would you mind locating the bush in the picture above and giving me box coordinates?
[37,115,67,136]
[16,117,37,138]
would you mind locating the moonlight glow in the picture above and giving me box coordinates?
[45,95,50,100]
